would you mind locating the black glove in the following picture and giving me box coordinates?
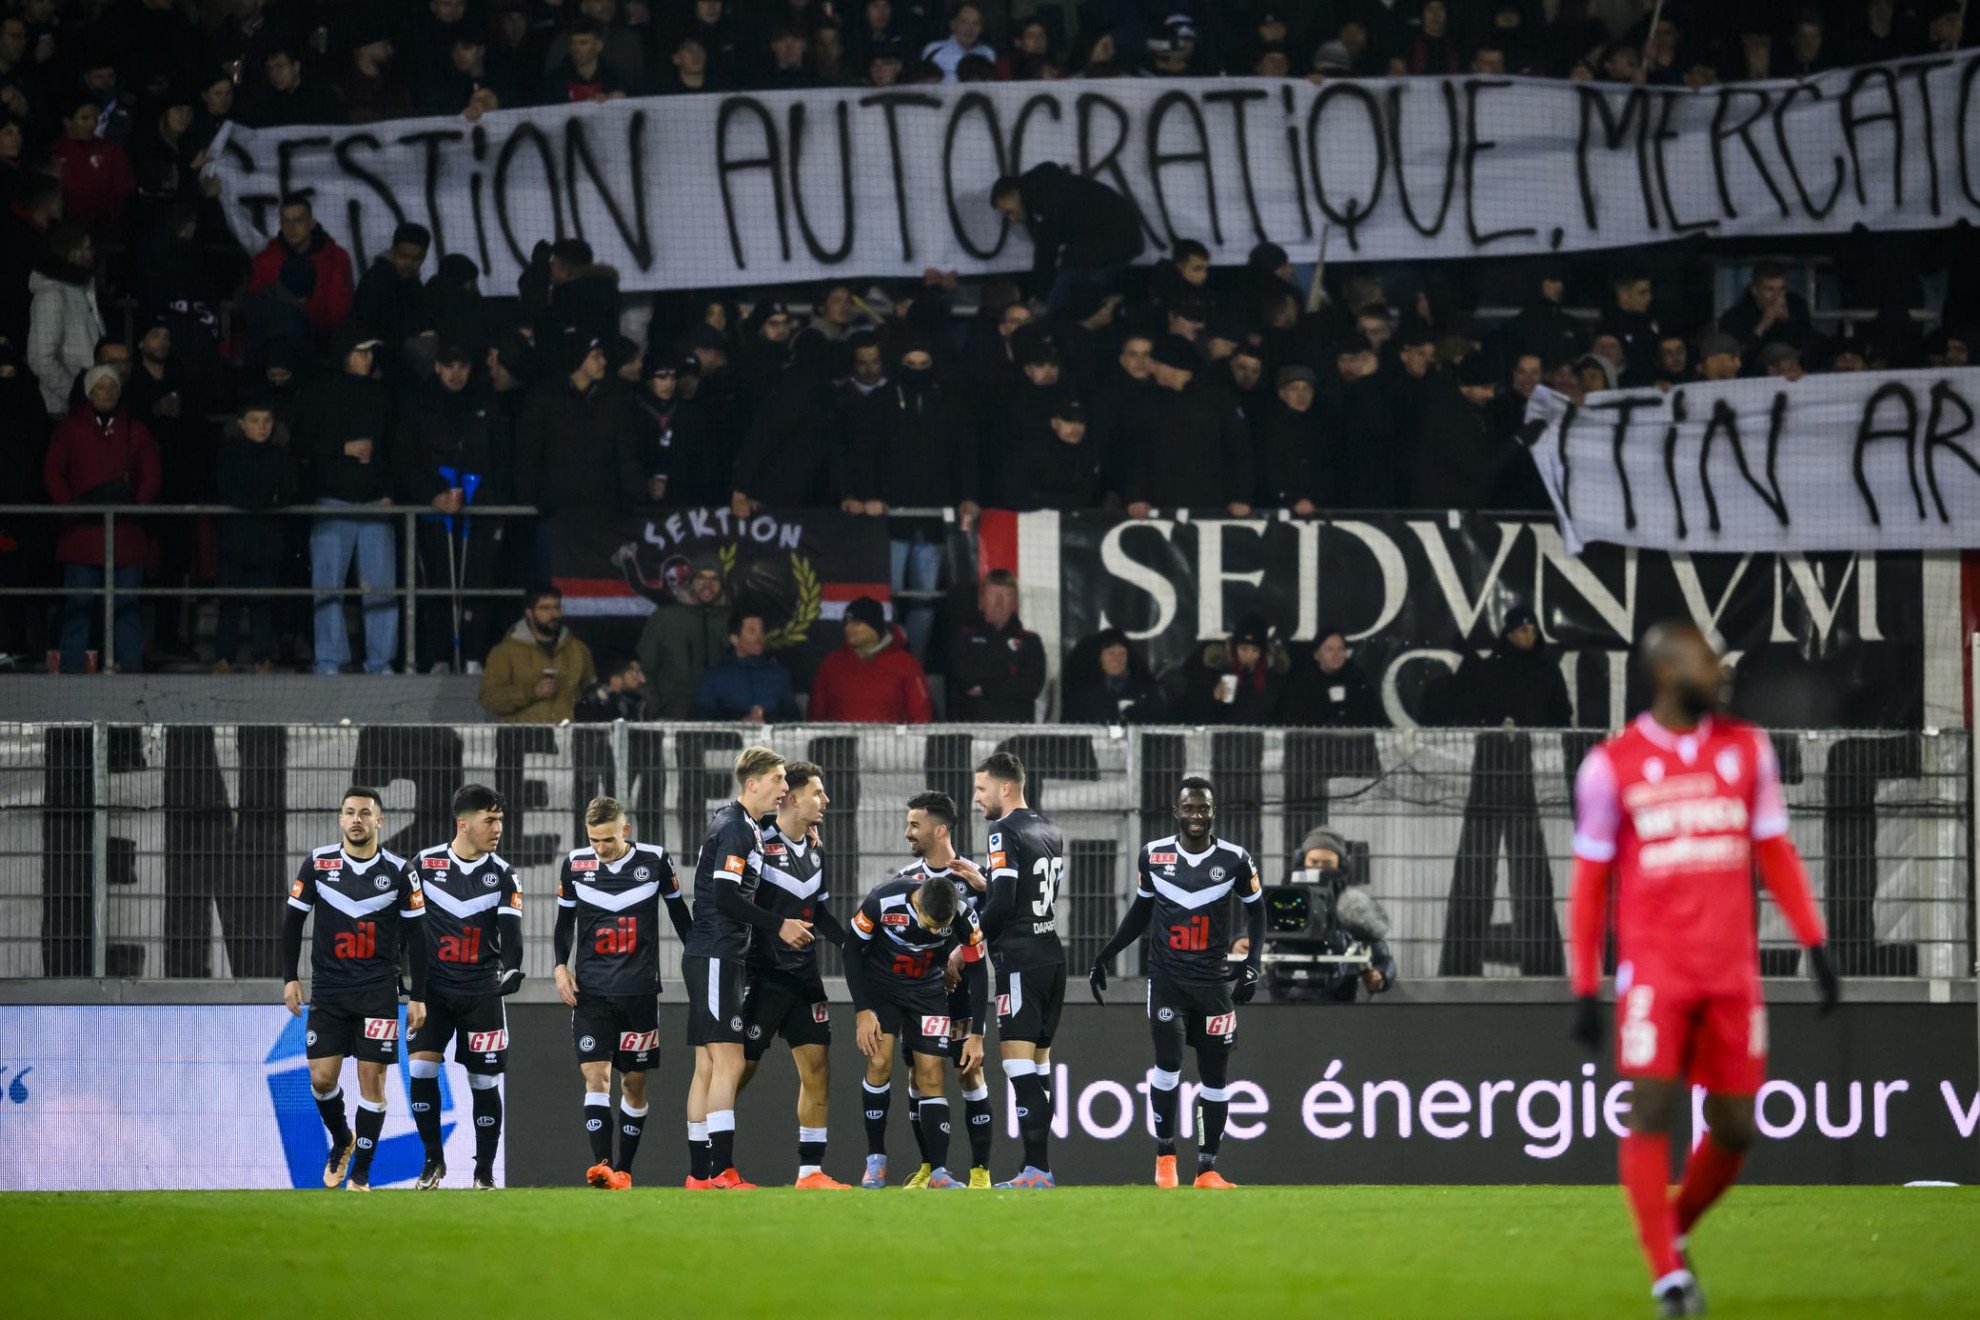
[497,968,525,997]
[1088,960,1108,1004]
[1808,944,1840,1016]
[1230,962,1260,1005]
[1569,995,1603,1051]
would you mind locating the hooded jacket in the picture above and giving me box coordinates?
[1279,651,1385,728]
[808,626,934,723]
[479,615,597,723]
[246,225,355,333]
[214,417,299,561]
[1125,376,1253,509]
[1179,634,1291,725]
[636,595,732,719]
[845,368,978,507]
[513,374,645,515]
[1061,629,1167,725]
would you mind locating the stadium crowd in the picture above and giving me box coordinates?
[1,0,1974,688]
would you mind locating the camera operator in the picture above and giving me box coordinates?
[1240,827,1395,1002]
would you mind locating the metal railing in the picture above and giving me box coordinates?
[0,722,1967,990]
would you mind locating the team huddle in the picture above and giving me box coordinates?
[282,746,1265,1192]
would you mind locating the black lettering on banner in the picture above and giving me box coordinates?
[1007,92,1062,179]
[1202,88,1269,242]
[1852,381,1925,525]
[1772,83,1845,219]
[1573,85,1653,232]
[1651,91,1719,234]
[275,134,334,215]
[1708,86,1787,220]
[787,100,854,264]
[1839,67,1903,208]
[943,92,1008,260]
[354,726,464,861]
[1955,55,1980,209]
[1281,83,1313,240]
[566,111,653,270]
[1463,80,1537,247]
[1078,92,1163,250]
[469,124,492,273]
[1659,390,1691,539]
[495,727,562,868]
[1589,395,1664,530]
[1902,59,1955,216]
[860,92,942,263]
[331,134,404,271]
[400,128,463,259]
[1146,90,1222,246]
[714,98,788,267]
[494,121,565,268]
[225,137,282,234]
[1554,400,1579,519]
[1385,82,1458,237]
[1922,377,1979,522]
[1695,392,1791,533]
[1306,82,1386,251]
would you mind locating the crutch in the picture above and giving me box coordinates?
[455,471,483,670]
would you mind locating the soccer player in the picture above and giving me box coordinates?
[280,786,423,1190]
[406,784,525,1191]
[682,745,813,1190]
[553,796,691,1190]
[844,792,988,1190]
[1570,622,1839,1318]
[1090,776,1263,1189]
[970,750,1066,1189]
[736,761,853,1189]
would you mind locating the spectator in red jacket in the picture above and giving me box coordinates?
[808,596,933,723]
[53,95,134,244]
[245,193,355,340]
[43,365,160,672]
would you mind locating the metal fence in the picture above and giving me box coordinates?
[0,722,1968,988]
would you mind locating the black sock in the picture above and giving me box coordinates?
[409,1075,443,1158]
[798,1126,827,1172]
[862,1082,891,1157]
[314,1087,350,1143]
[471,1083,501,1180]
[920,1098,951,1171]
[617,1102,648,1174]
[1198,1092,1229,1169]
[964,1088,994,1169]
[688,1122,711,1180]
[707,1110,736,1173]
[351,1100,386,1180]
[1014,1074,1052,1172]
[1152,1083,1179,1157]
[585,1095,613,1164]
[906,1087,929,1164]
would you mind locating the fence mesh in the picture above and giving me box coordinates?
[0,723,1968,985]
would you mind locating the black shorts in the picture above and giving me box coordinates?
[742,968,832,1060]
[684,954,747,1046]
[411,988,509,1075]
[572,993,660,1071]
[1147,976,1239,1049]
[305,986,401,1065]
[996,959,1066,1048]
[870,978,954,1058]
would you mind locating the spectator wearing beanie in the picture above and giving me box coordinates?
[807,596,933,723]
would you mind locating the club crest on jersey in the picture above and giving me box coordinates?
[570,858,599,871]
[1716,747,1744,783]
[374,876,392,891]
[1210,866,1227,882]
[729,1016,744,1032]
[634,866,650,880]
[579,1035,597,1051]
[482,874,499,888]
[422,857,450,869]
[1156,1007,1175,1022]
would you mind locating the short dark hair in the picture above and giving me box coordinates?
[278,191,312,213]
[975,750,1025,788]
[1176,775,1215,802]
[785,760,822,792]
[906,789,957,833]
[525,582,561,608]
[392,222,431,249]
[452,783,505,818]
[728,609,766,635]
[1174,239,1209,264]
[1752,260,1788,283]
[342,785,383,809]
[990,175,1022,203]
[915,874,959,925]
[982,567,1017,592]
[550,238,593,266]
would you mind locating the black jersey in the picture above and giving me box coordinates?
[749,823,829,977]
[558,841,679,996]
[1136,834,1262,986]
[412,844,522,995]
[287,844,420,993]
[849,865,985,992]
[984,806,1066,970]
[683,801,766,963]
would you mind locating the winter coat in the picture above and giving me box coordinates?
[693,653,800,721]
[512,376,645,516]
[1258,399,1333,508]
[1279,655,1386,728]
[395,377,510,506]
[246,226,355,334]
[53,135,135,242]
[733,367,849,506]
[213,420,299,562]
[479,616,597,723]
[808,628,933,724]
[946,611,1045,722]
[26,263,104,415]
[636,599,732,719]
[1011,162,1145,291]
[1124,380,1253,509]
[1442,641,1573,728]
[845,372,978,507]
[43,404,160,567]
[1179,637,1290,725]
[294,368,392,503]
[351,259,433,352]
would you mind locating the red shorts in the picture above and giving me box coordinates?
[1613,965,1767,1095]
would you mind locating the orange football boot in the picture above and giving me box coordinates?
[1154,1155,1179,1189]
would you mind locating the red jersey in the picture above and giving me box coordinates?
[1570,713,1796,996]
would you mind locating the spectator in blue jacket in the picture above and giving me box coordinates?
[692,609,798,723]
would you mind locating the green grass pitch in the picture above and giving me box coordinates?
[6,1186,1976,1317]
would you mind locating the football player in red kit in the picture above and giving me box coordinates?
[1569,622,1840,1318]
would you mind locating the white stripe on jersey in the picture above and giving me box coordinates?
[759,864,823,899]
[1149,875,1234,910]
[571,879,661,912]
[312,886,401,920]
[419,886,504,919]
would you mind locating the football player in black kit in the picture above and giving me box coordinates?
[970,751,1067,1188]
[844,791,989,1190]
[1091,777,1263,1189]
[553,795,691,1190]
[682,746,814,1190]
[736,762,853,1188]
[280,786,423,1190]
[406,784,525,1191]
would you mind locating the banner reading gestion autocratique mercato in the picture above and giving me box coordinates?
[211,54,1980,292]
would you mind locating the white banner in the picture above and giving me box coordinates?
[211,55,1980,293]
[1523,368,1980,555]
